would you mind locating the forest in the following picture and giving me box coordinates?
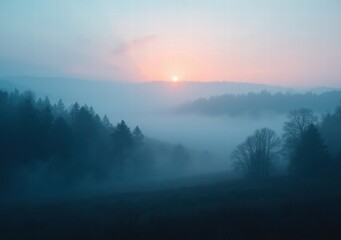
[0,89,193,196]
[1,88,341,240]
[2,1,341,239]
[177,90,341,116]
[1,88,341,192]
[231,107,341,178]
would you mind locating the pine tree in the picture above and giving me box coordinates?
[112,120,133,150]
[56,99,66,116]
[70,102,80,124]
[102,115,112,128]
[289,124,331,177]
[132,126,144,146]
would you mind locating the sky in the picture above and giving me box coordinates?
[0,0,340,87]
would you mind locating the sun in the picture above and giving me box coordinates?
[172,76,179,82]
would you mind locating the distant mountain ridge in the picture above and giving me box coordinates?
[0,76,287,115]
[1,76,340,118]
[0,76,288,96]
[2,77,339,96]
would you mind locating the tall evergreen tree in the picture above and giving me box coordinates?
[320,106,341,158]
[102,115,112,129]
[112,120,133,150]
[132,126,144,146]
[289,124,331,177]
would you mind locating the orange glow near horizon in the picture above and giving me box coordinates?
[2,1,341,88]
[123,35,271,83]
[93,31,341,87]
[172,75,179,82]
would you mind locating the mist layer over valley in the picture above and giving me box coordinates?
[2,78,341,240]
[2,0,341,238]
[1,77,338,160]
[1,77,340,195]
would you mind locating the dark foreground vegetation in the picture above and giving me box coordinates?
[1,175,341,240]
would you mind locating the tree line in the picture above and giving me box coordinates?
[232,107,341,179]
[2,88,340,192]
[177,90,341,116]
[0,89,192,192]
[0,90,193,192]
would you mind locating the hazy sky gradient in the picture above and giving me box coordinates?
[0,0,340,86]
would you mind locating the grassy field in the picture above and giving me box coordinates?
[1,175,341,240]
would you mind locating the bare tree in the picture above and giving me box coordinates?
[231,128,281,178]
[283,108,317,154]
